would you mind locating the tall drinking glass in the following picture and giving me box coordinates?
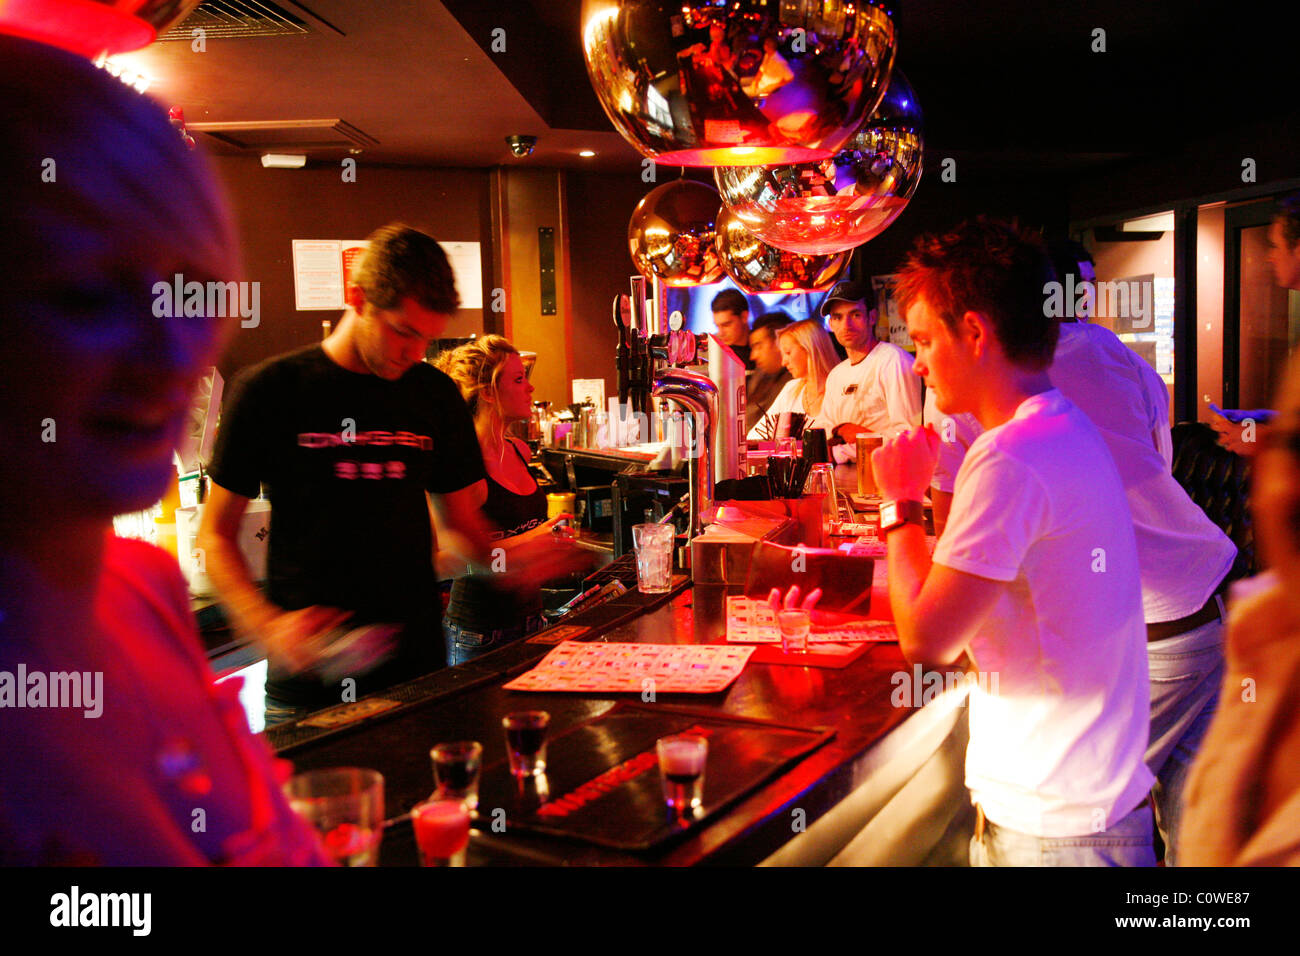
[856,434,884,494]
[804,461,838,526]
[632,522,674,594]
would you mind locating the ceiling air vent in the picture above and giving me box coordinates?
[187,119,379,152]
[158,0,313,40]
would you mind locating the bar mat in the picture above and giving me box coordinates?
[473,703,833,852]
[526,623,593,646]
[748,641,872,669]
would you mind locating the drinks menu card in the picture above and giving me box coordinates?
[725,596,899,644]
[503,641,755,694]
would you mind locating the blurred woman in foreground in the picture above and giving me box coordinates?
[0,36,328,864]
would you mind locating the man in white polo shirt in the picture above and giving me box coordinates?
[817,280,922,447]
[873,218,1155,865]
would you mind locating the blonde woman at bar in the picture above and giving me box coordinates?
[435,336,589,664]
[747,318,841,439]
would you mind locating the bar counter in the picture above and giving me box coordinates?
[271,567,974,866]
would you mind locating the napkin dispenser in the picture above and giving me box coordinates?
[689,498,822,585]
[743,540,875,615]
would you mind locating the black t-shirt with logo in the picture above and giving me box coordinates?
[208,344,485,705]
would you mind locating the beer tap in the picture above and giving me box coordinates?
[614,277,699,424]
[652,366,718,540]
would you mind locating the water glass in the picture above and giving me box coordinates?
[284,768,385,866]
[632,522,674,594]
[803,462,838,525]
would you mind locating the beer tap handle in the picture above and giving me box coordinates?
[613,293,631,406]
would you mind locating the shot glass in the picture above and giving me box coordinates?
[284,767,385,866]
[657,734,708,822]
[632,522,674,594]
[778,608,811,655]
[411,799,470,867]
[502,710,551,777]
[430,740,483,811]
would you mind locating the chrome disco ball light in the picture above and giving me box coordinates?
[627,179,725,286]
[714,70,923,255]
[581,0,897,166]
[714,204,849,293]
[0,0,202,57]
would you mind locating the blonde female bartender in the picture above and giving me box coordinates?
[435,336,589,664]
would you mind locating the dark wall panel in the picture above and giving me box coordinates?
[209,156,493,381]
[565,171,652,392]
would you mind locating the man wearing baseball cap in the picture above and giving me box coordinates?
[817,280,923,448]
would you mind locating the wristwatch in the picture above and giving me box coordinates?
[880,499,925,535]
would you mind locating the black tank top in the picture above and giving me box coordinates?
[446,440,546,631]
[482,440,547,539]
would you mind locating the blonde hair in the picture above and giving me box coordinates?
[434,334,519,419]
[778,319,840,406]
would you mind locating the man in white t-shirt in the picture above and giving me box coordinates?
[923,311,1234,865]
[872,218,1155,865]
[817,280,922,450]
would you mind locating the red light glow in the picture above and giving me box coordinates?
[0,0,155,58]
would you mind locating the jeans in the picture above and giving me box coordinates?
[444,613,546,667]
[1145,603,1226,867]
[970,801,1157,866]
[263,696,317,728]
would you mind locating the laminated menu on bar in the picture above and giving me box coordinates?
[502,641,755,693]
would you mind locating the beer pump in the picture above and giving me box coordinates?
[615,277,660,417]
[610,277,745,542]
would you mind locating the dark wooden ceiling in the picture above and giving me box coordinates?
[115,0,1298,177]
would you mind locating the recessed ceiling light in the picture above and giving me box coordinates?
[261,153,307,169]
[579,150,596,157]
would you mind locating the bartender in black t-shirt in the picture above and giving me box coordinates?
[200,224,523,724]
